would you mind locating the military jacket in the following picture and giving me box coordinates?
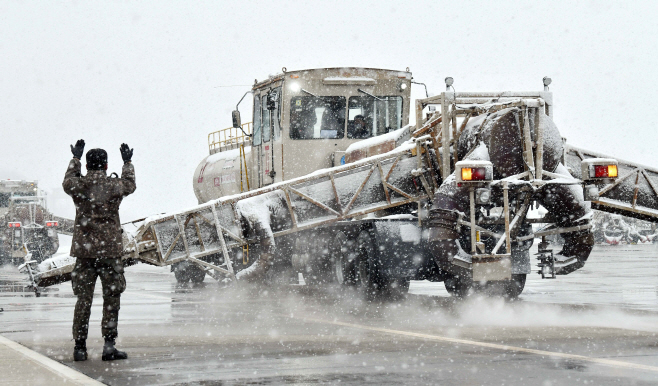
[63,158,136,259]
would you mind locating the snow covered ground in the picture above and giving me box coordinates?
[1,243,658,385]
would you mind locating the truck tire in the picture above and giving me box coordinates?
[174,266,190,284]
[444,274,473,297]
[189,264,206,284]
[173,261,193,284]
[356,229,411,301]
[503,274,526,299]
[303,233,334,285]
[356,230,379,300]
[332,231,357,286]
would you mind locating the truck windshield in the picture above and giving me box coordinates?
[347,96,403,139]
[290,96,346,139]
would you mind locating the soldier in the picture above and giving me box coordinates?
[63,139,136,361]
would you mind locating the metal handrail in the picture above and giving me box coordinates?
[239,144,250,192]
[208,122,253,154]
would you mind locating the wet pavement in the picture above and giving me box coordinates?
[1,243,658,385]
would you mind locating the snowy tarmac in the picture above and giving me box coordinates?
[1,243,658,385]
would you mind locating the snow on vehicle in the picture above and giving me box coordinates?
[0,180,65,264]
[29,70,658,300]
[593,213,657,245]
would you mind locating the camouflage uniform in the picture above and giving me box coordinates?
[63,158,135,342]
[71,257,126,341]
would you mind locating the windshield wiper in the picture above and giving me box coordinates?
[302,89,319,98]
[357,89,384,101]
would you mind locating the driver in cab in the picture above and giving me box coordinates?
[348,115,370,139]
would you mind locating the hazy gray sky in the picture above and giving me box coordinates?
[2,1,657,221]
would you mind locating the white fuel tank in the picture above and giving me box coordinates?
[193,147,253,204]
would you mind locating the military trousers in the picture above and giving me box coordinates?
[71,257,126,341]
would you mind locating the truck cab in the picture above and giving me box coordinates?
[194,67,412,203]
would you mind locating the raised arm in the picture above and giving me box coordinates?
[119,143,136,196]
[63,139,85,196]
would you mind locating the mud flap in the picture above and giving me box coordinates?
[472,255,511,282]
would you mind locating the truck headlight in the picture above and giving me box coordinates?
[475,188,491,204]
[583,184,599,201]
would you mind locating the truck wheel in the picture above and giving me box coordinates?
[332,232,357,286]
[356,231,376,300]
[356,230,383,300]
[503,274,526,299]
[304,233,334,285]
[189,264,206,284]
[444,274,473,297]
[356,230,410,301]
[173,262,191,284]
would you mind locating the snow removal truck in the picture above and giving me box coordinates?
[29,68,658,300]
[0,180,72,265]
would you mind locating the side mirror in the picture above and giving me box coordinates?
[267,93,276,111]
[232,110,241,128]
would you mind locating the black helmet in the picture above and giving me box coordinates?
[86,148,108,170]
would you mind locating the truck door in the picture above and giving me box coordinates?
[257,88,281,187]
[260,94,273,186]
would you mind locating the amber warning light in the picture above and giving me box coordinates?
[8,222,21,228]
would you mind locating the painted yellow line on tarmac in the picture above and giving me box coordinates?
[0,335,106,385]
[295,315,658,374]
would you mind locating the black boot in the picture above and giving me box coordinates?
[102,339,128,361]
[73,339,87,361]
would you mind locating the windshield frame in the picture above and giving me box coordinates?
[252,94,262,146]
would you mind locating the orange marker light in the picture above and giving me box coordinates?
[461,168,473,181]
[608,165,618,178]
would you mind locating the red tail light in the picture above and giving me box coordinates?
[594,164,618,178]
